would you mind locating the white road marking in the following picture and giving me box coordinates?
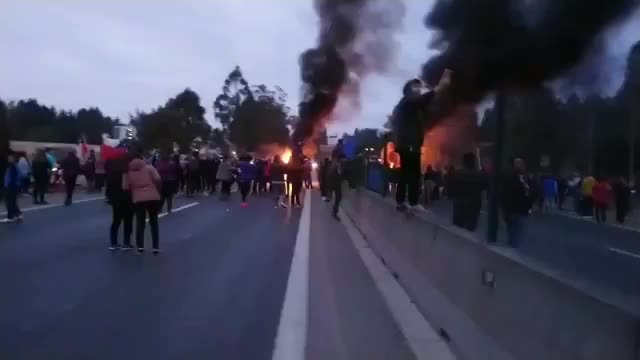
[155,202,200,220]
[0,196,105,216]
[272,190,311,360]
[608,246,640,260]
[340,210,457,360]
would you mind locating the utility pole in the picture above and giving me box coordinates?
[487,92,507,243]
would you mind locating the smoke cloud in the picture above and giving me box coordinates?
[293,0,405,145]
[421,0,640,103]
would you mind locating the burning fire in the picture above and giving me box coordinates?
[281,148,292,164]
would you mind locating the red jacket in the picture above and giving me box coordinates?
[592,181,612,206]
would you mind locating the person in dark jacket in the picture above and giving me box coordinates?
[613,177,631,224]
[236,155,257,207]
[105,155,133,250]
[31,149,51,204]
[288,156,304,207]
[391,72,450,212]
[271,155,288,208]
[61,152,81,206]
[327,151,346,219]
[1,152,23,223]
[156,153,179,213]
[319,158,330,201]
[501,158,531,248]
[451,153,487,231]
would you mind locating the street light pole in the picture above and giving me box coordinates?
[487,92,507,243]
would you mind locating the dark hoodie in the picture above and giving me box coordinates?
[391,80,436,150]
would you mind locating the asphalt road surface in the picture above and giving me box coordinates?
[0,191,443,360]
[427,200,640,306]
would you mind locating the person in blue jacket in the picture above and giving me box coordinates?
[236,154,256,208]
[2,152,23,223]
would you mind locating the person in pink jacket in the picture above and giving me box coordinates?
[123,151,162,254]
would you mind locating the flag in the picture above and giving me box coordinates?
[100,133,128,161]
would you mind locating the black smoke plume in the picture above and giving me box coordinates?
[293,0,405,146]
[421,0,640,103]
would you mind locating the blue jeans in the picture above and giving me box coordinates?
[506,215,526,248]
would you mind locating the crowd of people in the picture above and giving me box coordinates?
[389,75,636,248]
[1,145,328,253]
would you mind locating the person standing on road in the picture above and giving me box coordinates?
[217,156,235,202]
[31,150,51,205]
[319,158,330,201]
[303,159,312,189]
[156,153,178,214]
[501,158,531,248]
[123,149,162,254]
[592,176,613,224]
[94,153,106,193]
[542,174,558,212]
[236,155,257,208]
[61,151,81,206]
[451,153,486,232]
[326,148,347,219]
[17,153,31,195]
[1,152,23,223]
[391,71,450,213]
[613,177,631,224]
[581,175,596,217]
[271,155,288,208]
[288,156,304,208]
[84,150,97,192]
[106,155,133,250]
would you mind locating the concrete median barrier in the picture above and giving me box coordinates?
[342,188,640,360]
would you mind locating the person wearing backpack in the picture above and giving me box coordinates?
[123,149,162,254]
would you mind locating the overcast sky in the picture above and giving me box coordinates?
[1,1,638,135]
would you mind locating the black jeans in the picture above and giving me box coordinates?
[396,149,421,206]
[291,181,302,206]
[239,181,251,202]
[135,200,160,250]
[220,180,232,200]
[331,181,342,216]
[161,180,177,213]
[32,178,48,203]
[616,204,629,224]
[111,201,133,247]
[595,205,607,223]
[5,189,21,219]
[64,176,77,204]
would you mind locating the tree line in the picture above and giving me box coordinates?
[0,65,293,159]
[480,40,640,177]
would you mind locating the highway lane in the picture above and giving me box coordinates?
[427,200,640,300]
[0,195,300,360]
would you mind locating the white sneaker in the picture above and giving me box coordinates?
[412,204,427,212]
[0,218,15,223]
[279,202,289,209]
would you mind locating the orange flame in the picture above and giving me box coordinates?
[281,148,292,164]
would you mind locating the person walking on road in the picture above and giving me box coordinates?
[1,152,23,223]
[31,150,51,205]
[61,151,81,206]
[613,177,631,224]
[156,153,179,214]
[541,175,558,212]
[17,153,31,195]
[271,155,288,208]
[327,154,344,220]
[501,158,531,248]
[217,156,235,202]
[451,153,486,232]
[592,176,613,224]
[123,149,162,254]
[236,155,257,208]
[106,155,133,250]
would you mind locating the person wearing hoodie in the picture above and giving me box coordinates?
[216,156,235,201]
[391,71,450,213]
[106,154,133,250]
[61,151,81,206]
[236,155,257,207]
[156,153,179,213]
[31,149,51,205]
[1,152,23,223]
[123,149,162,254]
[271,155,288,208]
